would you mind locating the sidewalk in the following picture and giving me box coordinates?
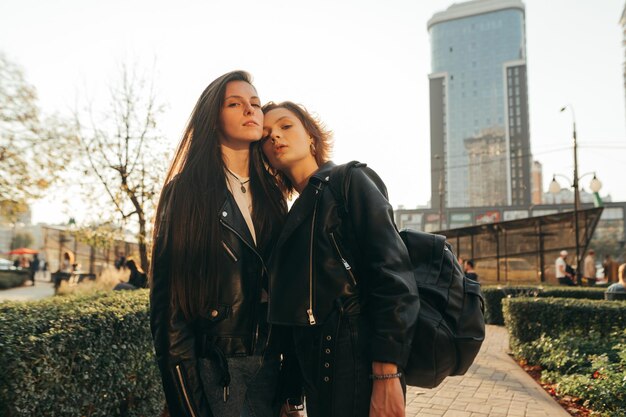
[406,325,569,417]
[0,278,55,302]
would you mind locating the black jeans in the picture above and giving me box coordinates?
[292,298,372,417]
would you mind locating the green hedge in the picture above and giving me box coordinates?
[482,286,539,325]
[482,285,609,325]
[0,270,29,289]
[503,297,626,347]
[538,287,606,300]
[512,330,626,416]
[0,290,164,417]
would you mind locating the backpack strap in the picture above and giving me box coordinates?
[328,160,366,217]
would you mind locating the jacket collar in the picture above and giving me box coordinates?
[218,189,256,249]
[274,161,335,250]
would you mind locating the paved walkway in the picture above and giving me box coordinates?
[0,282,570,416]
[405,325,569,417]
[0,278,54,302]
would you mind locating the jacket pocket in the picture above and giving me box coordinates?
[174,363,198,417]
[221,240,238,262]
[329,232,357,287]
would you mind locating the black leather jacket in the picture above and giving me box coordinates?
[267,162,420,366]
[150,186,270,417]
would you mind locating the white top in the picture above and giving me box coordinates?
[225,172,256,245]
[555,257,567,278]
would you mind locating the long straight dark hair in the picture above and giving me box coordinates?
[151,70,286,320]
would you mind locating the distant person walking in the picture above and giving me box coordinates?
[603,255,619,283]
[464,259,479,281]
[556,250,575,286]
[29,254,39,286]
[584,249,597,286]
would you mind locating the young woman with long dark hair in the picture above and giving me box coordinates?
[150,71,287,417]
[259,101,420,417]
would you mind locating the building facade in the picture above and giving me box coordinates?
[394,201,626,265]
[428,0,531,208]
[619,5,626,118]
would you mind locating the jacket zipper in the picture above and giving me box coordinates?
[307,191,321,325]
[221,240,238,262]
[175,365,197,417]
[220,219,267,353]
[329,232,357,287]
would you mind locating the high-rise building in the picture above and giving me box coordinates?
[428,0,531,208]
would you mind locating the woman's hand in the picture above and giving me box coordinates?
[369,362,405,417]
[279,401,304,417]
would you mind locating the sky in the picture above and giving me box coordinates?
[1,0,625,225]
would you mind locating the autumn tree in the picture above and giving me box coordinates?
[10,231,34,250]
[0,53,74,221]
[72,64,168,272]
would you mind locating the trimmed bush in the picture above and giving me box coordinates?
[482,286,539,325]
[0,290,164,416]
[482,285,610,325]
[538,287,606,300]
[0,270,29,289]
[503,297,626,347]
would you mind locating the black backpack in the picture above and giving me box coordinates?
[328,161,485,388]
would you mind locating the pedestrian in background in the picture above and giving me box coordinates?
[583,249,597,286]
[29,253,39,286]
[464,259,479,281]
[606,263,626,294]
[603,254,619,283]
[556,250,575,286]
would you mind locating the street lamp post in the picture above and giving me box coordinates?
[551,104,604,281]
[561,104,581,280]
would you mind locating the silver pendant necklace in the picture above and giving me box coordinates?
[225,167,251,193]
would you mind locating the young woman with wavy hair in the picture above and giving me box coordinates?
[260,101,419,417]
[150,71,287,417]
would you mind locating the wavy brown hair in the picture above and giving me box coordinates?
[151,71,286,320]
[260,101,333,193]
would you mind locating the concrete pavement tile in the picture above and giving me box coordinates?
[499,381,524,388]
[442,411,472,417]
[490,371,507,380]
[418,410,446,417]
[523,412,551,417]
[508,401,529,409]
[407,397,432,406]
[506,408,526,416]
[459,380,482,388]
[464,403,492,414]
[429,397,455,406]
[488,399,512,408]
[447,402,469,411]
[435,390,460,399]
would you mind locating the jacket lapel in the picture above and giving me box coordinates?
[218,191,256,249]
[274,163,334,251]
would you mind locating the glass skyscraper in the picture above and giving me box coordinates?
[428,0,531,209]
